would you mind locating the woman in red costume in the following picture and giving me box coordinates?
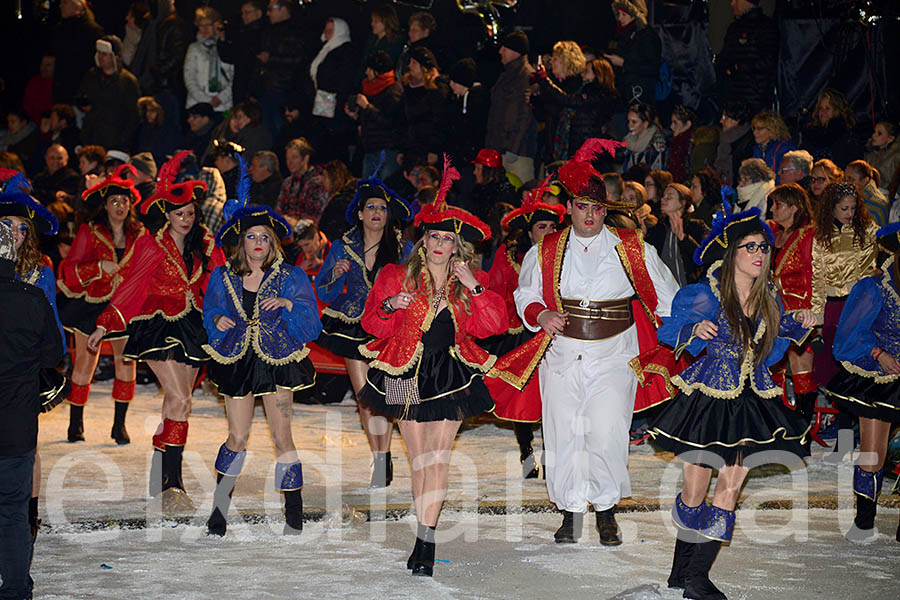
[87,151,225,509]
[358,156,507,577]
[58,167,144,444]
[483,175,565,478]
[767,183,818,425]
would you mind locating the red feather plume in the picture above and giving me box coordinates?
[113,164,137,180]
[433,153,461,210]
[158,150,193,191]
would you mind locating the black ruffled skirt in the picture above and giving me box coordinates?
[317,314,371,361]
[209,350,316,398]
[359,311,494,422]
[650,383,811,466]
[123,308,209,365]
[40,368,71,413]
[476,327,532,357]
[58,296,128,340]
[826,368,900,422]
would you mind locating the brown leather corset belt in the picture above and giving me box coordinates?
[560,298,634,341]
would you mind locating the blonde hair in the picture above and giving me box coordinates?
[403,230,476,312]
[552,41,586,78]
[751,109,790,142]
[228,225,284,276]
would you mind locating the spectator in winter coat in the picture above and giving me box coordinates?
[605,0,660,106]
[146,0,192,125]
[347,51,405,181]
[223,101,272,160]
[358,4,405,85]
[257,0,308,136]
[183,7,234,114]
[211,141,242,200]
[308,18,357,164]
[78,37,141,152]
[717,0,779,112]
[736,158,775,214]
[485,31,537,184]
[865,122,900,196]
[400,47,449,167]
[397,12,452,81]
[183,103,218,165]
[800,89,860,169]
[317,160,358,243]
[445,58,490,166]
[217,1,266,104]
[1,111,40,176]
[136,96,180,167]
[751,109,796,183]
[51,0,105,104]
[249,150,283,208]
[713,100,754,186]
[622,101,667,171]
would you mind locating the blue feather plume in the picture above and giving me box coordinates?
[222,153,250,223]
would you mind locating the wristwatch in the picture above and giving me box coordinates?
[380,297,397,314]
[471,284,485,296]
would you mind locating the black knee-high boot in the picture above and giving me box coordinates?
[111,401,131,445]
[283,489,303,534]
[682,540,726,600]
[68,403,85,443]
[514,422,539,479]
[370,451,393,488]
[206,473,236,536]
[162,445,185,491]
[411,523,436,577]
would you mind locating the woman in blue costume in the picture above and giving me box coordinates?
[645,198,815,600]
[0,169,68,541]
[826,222,900,544]
[315,154,412,487]
[202,162,322,536]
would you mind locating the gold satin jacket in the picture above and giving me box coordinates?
[811,220,878,316]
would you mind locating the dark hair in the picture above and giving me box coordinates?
[294,219,319,241]
[692,167,722,206]
[768,183,811,231]
[371,4,401,41]
[232,100,262,126]
[418,166,440,186]
[6,108,29,123]
[172,202,210,274]
[137,96,164,126]
[91,195,142,236]
[672,105,697,127]
[354,203,402,277]
[51,103,75,124]
[409,11,436,33]
[814,183,870,249]
[588,57,616,94]
[77,145,106,167]
[243,0,266,12]
[476,164,505,185]
[0,151,26,172]
[128,1,150,28]
[646,169,673,200]
[321,160,356,195]
[627,101,655,125]
[722,99,751,125]
[365,50,393,74]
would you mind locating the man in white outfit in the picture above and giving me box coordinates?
[511,139,679,544]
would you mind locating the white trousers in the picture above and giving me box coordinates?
[539,326,638,513]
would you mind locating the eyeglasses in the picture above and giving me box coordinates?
[779,166,798,174]
[0,219,28,236]
[737,241,771,254]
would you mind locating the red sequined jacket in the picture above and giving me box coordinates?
[360,263,508,376]
[96,224,225,333]
[58,223,144,302]
[487,243,524,333]
[769,221,814,311]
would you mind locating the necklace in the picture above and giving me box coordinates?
[364,242,380,254]
[573,232,602,253]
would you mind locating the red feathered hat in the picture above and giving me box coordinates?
[140,150,207,216]
[556,138,627,208]
[502,175,566,231]
[82,165,142,209]
[414,154,491,243]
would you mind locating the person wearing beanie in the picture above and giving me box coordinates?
[349,50,405,182]
[184,103,218,164]
[446,58,490,166]
[486,31,537,183]
[0,219,65,600]
[77,35,141,151]
[718,0,779,112]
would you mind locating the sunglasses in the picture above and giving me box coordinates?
[737,241,771,255]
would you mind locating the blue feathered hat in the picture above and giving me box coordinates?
[693,185,772,266]
[217,204,292,247]
[876,222,900,254]
[345,151,411,225]
[0,169,59,235]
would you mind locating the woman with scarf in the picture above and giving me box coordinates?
[316,156,413,487]
[308,17,355,164]
[358,157,507,577]
[203,192,321,536]
[58,168,144,445]
[87,152,226,510]
[484,177,566,478]
[0,170,68,541]
[645,182,708,286]
[645,195,814,599]
[735,158,775,214]
[622,101,667,171]
[184,7,233,113]
[826,223,900,543]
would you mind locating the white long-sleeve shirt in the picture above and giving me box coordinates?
[514,227,680,333]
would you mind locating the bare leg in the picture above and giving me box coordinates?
[261,388,299,463]
[681,463,713,507]
[858,417,892,472]
[399,420,427,517]
[223,394,255,452]
[399,419,462,527]
[710,465,749,511]
[346,358,392,453]
[71,331,101,387]
[110,338,136,382]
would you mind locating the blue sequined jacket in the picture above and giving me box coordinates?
[659,261,810,399]
[202,259,322,365]
[20,265,65,352]
[832,258,900,383]
[315,227,412,323]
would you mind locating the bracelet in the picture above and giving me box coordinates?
[872,347,884,361]
[380,297,396,315]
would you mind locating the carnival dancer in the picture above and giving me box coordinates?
[767,184,817,423]
[826,222,900,544]
[58,168,144,444]
[87,151,225,509]
[0,170,68,541]
[493,139,679,546]
[646,197,815,599]
[316,153,413,488]
[358,156,507,576]
[203,169,322,536]
[483,176,565,478]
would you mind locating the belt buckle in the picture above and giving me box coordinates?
[579,298,590,309]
